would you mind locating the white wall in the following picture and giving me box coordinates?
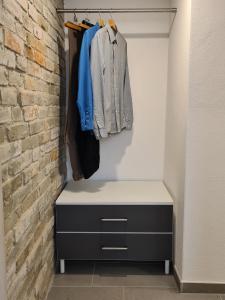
[163,0,191,277]
[64,0,171,180]
[182,0,225,283]
[64,0,225,285]
[165,0,225,284]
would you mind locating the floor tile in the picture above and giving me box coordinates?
[53,261,94,286]
[47,287,123,300]
[124,288,221,300]
[92,262,176,288]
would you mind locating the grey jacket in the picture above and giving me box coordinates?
[90,24,133,139]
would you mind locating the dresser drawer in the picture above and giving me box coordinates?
[55,205,173,233]
[56,233,172,261]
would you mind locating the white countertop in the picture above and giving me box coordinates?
[56,180,173,205]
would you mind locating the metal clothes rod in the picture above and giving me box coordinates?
[56,8,177,14]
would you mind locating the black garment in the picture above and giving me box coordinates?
[66,28,100,180]
[82,20,94,27]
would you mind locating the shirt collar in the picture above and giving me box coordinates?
[94,23,100,30]
[106,24,117,44]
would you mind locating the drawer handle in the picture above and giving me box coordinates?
[100,218,128,222]
[101,246,128,251]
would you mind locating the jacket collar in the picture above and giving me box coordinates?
[106,24,117,44]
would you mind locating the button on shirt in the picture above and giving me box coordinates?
[77,24,100,131]
[90,24,133,139]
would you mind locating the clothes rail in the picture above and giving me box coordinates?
[56,8,177,14]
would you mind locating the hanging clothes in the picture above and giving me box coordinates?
[66,28,100,180]
[90,24,133,139]
[77,24,100,131]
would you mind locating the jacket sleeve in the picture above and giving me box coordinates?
[76,32,93,131]
[124,44,133,129]
[90,34,105,138]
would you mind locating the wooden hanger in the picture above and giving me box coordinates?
[108,10,117,31]
[98,11,105,27]
[109,19,117,31]
[64,13,90,32]
[98,19,105,27]
[64,21,82,32]
[78,22,90,29]
[82,20,94,27]
[64,13,82,31]
[79,12,92,29]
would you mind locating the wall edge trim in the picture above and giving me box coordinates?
[174,266,225,294]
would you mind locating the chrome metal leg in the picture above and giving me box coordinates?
[60,259,65,274]
[165,260,170,275]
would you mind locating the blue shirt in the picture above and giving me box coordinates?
[77,24,100,131]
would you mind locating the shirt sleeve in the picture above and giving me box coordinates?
[124,44,133,129]
[77,32,94,131]
[90,33,105,138]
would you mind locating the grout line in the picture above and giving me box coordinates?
[122,287,125,300]
[91,263,96,287]
[51,285,129,288]
[51,285,176,289]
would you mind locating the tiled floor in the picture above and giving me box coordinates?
[47,261,223,300]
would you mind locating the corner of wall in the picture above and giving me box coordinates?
[0,169,7,300]
[163,0,192,280]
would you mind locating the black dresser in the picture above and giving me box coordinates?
[55,181,173,274]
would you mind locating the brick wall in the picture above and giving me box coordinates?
[0,0,66,299]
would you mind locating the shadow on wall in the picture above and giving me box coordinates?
[66,180,106,193]
[66,127,133,184]
[66,124,134,182]
[57,37,67,178]
[94,129,133,180]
